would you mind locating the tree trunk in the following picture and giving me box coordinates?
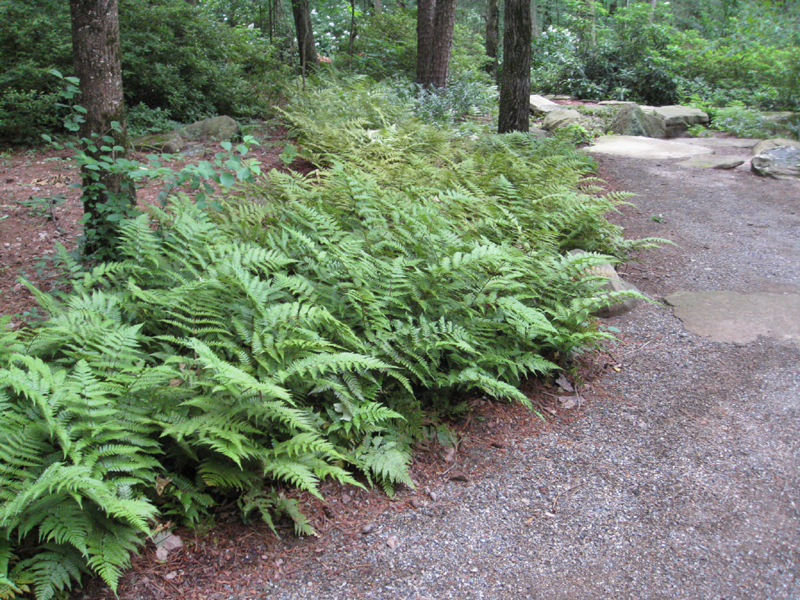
[532,0,540,38]
[69,0,136,257]
[497,0,531,133]
[416,0,436,85]
[485,0,499,80]
[416,0,456,89]
[291,0,317,75]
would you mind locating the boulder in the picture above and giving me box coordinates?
[752,138,800,156]
[645,106,709,138]
[133,131,185,154]
[569,250,643,318]
[610,104,666,138]
[530,94,561,116]
[751,146,800,179]
[178,116,240,142]
[543,109,587,131]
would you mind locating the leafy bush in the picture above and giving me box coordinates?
[414,78,497,126]
[531,4,681,105]
[0,0,284,141]
[708,103,779,139]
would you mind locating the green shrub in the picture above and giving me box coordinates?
[0,0,284,141]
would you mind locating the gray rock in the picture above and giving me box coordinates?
[676,155,745,170]
[752,138,800,156]
[543,109,587,131]
[133,131,185,154]
[529,126,548,138]
[569,250,643,318]
[645,106,709,138]
[178,115,240,142]
[751,146,800,179]
[611,105,666,138]
[598,100,638,106]
[529,94,561,116]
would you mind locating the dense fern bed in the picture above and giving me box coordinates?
[0,78,648,599]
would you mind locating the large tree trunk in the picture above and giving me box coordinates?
[485,0,499,80]
[69,0,136,257]
[416,0,457,89]
[291,0,317,75]
[416,0,436,85]
[497,0,531,133]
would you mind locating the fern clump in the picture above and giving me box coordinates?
[0,76,655,598]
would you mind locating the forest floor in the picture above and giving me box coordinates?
[2,126,800,599]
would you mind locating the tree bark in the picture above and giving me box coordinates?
[416,0,436,85]
[497,0,531,133]
[416,0,457,89]
[291,0,317,75]
[485,0,499,80]
[69,0,136,257]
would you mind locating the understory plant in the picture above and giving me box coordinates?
[0,75,653,599]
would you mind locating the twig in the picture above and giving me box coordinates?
[552,482,587,513]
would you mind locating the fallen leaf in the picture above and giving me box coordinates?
[449,472,469,482]
[443,447,456,463]
[555,373,574,392]
[164,571,178,581]
[558,396,577,410]
[361,523,375,534]
[163,534,183,551]
[156,547,169,562]
[386,537,398,549]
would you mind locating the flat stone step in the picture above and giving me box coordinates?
[585,135,714,159]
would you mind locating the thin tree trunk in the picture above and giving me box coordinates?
[291,0,317,75]
[486,0,499,80]
[532,0,540,38]
[69,0,136,257]
[373,0,382,13]
[497,0,531,133]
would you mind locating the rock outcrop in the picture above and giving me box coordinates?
[178,116,240,142]
[610,104,666,138]
[645,106,709,138]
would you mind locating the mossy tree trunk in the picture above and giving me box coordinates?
[69,0,136,258]
[497,0,531,133]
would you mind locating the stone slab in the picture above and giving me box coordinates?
[585,135,714,159]
[529,94,560,115]
[673,137,762,149]
[675,156,745,169]
[665,291,800,346]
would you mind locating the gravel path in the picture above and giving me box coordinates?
[258,145,800,599]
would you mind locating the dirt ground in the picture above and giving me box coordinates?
[3,130,800,599]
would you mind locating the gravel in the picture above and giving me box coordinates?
[254,145,800,599]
